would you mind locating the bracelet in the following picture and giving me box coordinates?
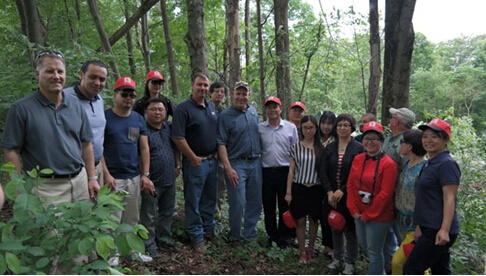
[176,166,181,169]
[88,176,98,181]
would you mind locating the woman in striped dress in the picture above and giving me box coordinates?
[285,115,324,263]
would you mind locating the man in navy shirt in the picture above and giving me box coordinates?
[171,73,218,254]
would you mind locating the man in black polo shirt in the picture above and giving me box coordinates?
[171,72,218,254]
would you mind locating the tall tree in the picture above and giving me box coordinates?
[16,0,47,64]
[225,0,241,89]
[382,0,416,124]
[140,0,151,73]
[185,0,208,76]
[124,0,136,75]
[274,0,291,119]
[368,0,381,115]
[256,0,266,118]
[244,0,251,79]
[160,0,180,96]
[87,0,120,78]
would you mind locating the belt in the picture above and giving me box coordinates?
[300,182,319,188]
[39,169,82,179]
[199,153,216,161]
[239,156,259,161]
[263,166,289,172]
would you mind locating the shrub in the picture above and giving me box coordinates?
[0,163,149,274]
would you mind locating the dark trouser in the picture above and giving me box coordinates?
[321,203,334,249]
[403,226,458,275]
[262,167,293,244]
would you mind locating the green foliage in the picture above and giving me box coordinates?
[0,165,149,274]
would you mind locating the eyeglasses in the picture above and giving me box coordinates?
[303,126,316,131]
[337,124,351,128]
[150,80,164,86]
[36,50,64,60]
[147,108,165,113]
[363,137,381,142]
[117,91,137,99]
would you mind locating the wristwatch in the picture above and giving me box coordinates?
[142,172,150,177]
[88,176,98,181]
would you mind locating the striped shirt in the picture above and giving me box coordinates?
[290,142,320,184]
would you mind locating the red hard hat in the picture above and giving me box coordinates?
[283,210,296,229]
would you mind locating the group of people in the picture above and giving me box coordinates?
[1,51,460,275]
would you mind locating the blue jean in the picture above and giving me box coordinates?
[182,157,218,244]
[384,226,399,271]
[226,159,262,241]
[355,219,393,275]
[332,228,358,265]
[140,184,175,249]
[403,226,458,275]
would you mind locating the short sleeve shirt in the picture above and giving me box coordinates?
[1,90,92,174]
[259,119,298,168]
[147,122,175,187]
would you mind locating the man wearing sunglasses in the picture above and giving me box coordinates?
[2,51,100,204]
[103,77,155,226]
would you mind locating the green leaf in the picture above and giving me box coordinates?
[0,162,17,174]
[13,193,41,223]
[39,168,53,175]
[5,252,20,274]
[126,232,144,253]
[114,235,130,255]
[95,236,115,260]
[0,254,6,275]
[5,178,24,201]
[35,257,49,269]
[27,247,46,257]
[115,224,133,233]
[26,169,38,178]
[0,240,27,251]
[107,266,124,275]
[78,238,94,256]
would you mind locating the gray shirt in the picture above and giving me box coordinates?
[1,90,93,174]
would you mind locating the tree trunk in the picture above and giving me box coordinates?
[299,23,322,100]
[124,0,136,75]
[382,0,416,125]
[141,8,151,73]
[274,0,291,119]
[225,0,241,90]
[368,0,381,115]
[257,0,266,119]
[160,0,180,96]
[244,0,251,79]
[185,0,208,76]
[17,0,47,49]
[87,0,120,79]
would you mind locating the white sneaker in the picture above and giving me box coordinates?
[131,252,153,262]
[327,259,342,270]
[343,263,355,275]
[107,253,120,267]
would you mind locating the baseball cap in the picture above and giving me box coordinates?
[290,101,306,111]
[264,96,281,106]
[115,76,136,91]
[418,118,451,138]
[362,121,384,137]
[146,70,165,83]
[390,107,415,128]
[282,210,296,229]
[327,210,346,232]
[234,81,250,91]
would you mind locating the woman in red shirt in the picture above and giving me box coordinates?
[346,121,397,274]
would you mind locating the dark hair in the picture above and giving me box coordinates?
[319,111,337,139]
[145,98,165,109]
[335,113,357,133]
[209,81,227,96]
[402,130,427,156]
[191,72,209,83]
[301,115,323,169]
[81,60,107,73]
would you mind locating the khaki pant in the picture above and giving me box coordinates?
[113,176,141,226]
[35,168,89,205]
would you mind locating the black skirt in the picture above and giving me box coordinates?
[289,183,324,222]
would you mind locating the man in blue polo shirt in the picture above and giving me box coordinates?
[64,60,108,184]
[217,81,262,244]
[2,51,99,204]
[171,73,218,254]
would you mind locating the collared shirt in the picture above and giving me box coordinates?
[1,90,92,174]
[259,118,298,167]
[383,131,408,172]
[147,122,175,187]
[414,151,460,234]
[171,96,218,156]
[64,84,106,163]
[217,105,261,160]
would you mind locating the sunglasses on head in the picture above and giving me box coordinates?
[36,50,64,60]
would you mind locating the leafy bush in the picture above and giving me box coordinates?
[0,164,149,274]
